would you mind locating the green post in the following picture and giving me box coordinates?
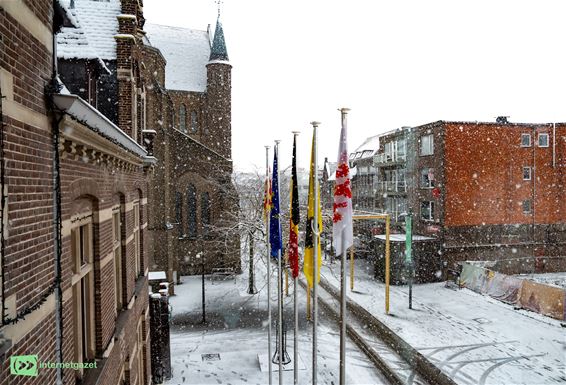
[405,210,413,309]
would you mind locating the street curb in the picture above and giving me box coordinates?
[298,278,406,385]
[319,278,458,385]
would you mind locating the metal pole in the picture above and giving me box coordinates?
[340,228,347,385]
[201,260,206,324]
[311,121,321,385]
[406,210,413,309]
[338,107,350,385]
[385,215,390,314]
[275,140,283,385]
[293,277,298,384]
[265,145,273,385]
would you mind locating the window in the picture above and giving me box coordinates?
[421,168,435,188]
[522,167,531,181]
[522,199,532,214]
[179,105,187,133]
[538,133,549,147]
[201,192,211,237]
[521,133,531,147]
[187,185,197,238]
[420,134,434,156]
[175,192,183,237]
[421,201,434,221]
[133,201,141,277]
[71,215,95,380]
[136,317,146,385]
[191,111,198,132]
[112,206,123,312]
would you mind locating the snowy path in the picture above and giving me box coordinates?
[164,255,390,385]
[321,258,566,385]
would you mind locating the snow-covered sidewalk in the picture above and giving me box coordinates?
[163,255,390,385]
[321,258,566,385]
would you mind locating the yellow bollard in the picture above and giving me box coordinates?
[385,215,390,314]
[350,247,354,291]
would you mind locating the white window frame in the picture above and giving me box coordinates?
[522,166,531,181]
[420,134,434,156]
[421,201,434,221]
[520,133,531,147]
[538,133,549,147]
[112,206,123,313]
[420,168,435,188]
[133,201,141,277]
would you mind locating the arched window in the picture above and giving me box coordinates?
[201,192,211,237]
[191,111,198,132]
[187,184,197,238]
[179,104,187,133]
[175,192,183,237]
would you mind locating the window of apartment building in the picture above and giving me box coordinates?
[71,214,96,380]
[520,133,531,147]
[397,138,406,161]
[175,192,183,237]
[191,111,198,132]
[421,168,435,188]
[112,206,123,312]
[179,104,187,133]
[538,133,549,147]
[201,192,211,237]
[133,201,141,277]
[187,184,197,238]
[522,199,532,214]
[420,134,434,156]
[136,317,146,385]
[421,201,434,221]
[522,166,531,181]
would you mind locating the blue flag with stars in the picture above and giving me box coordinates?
[269,146,282,258]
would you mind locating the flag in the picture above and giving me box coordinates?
[269,146,283,257]
[263,171,272,219]
[288,135,300,278]
[303,134,322,287]
[332,111,354,256]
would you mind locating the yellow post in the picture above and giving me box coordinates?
[306,284,311,320]
[385,215,390,314]
[349,246,354,291]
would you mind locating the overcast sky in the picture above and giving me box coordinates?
[144,0,566,172]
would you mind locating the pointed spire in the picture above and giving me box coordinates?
[209,16,229,62]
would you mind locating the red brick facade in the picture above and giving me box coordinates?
[0,1,152,385]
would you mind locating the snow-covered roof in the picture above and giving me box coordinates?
[56,0,121,61]
[350,135,380,160]
[144,23,211,93]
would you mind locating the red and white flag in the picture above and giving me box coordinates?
[332,111,353,256]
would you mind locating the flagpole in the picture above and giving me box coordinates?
[275,140,283,385]
[291,130,300,385]
[339,107,350,385]
[310,121,321,385]
[265,145,273,385]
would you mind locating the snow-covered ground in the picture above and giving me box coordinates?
[164,255,390,385]
[322,258,566,385]
[516,272,566,289]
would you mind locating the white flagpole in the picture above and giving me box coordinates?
[265,145,273,385]
[338,108,350,385]
[291,130,300,385]
[310,121,321,385]
[275,140,283,385]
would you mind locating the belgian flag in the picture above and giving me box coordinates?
[288,135,300,278]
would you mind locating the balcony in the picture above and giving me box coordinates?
[373,152,406,166]
[375,181,407,193]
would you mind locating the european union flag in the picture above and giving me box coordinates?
[269,146,282,258]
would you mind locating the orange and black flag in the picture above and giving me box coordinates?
[263,170,272,219]
[288,135,300,278]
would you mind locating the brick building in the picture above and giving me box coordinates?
[355,119,566,282]
[143,20,240,280]
[0,1,155,384]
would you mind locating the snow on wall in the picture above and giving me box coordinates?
[144,23,211,93]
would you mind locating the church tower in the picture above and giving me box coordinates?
[206,17,232,160]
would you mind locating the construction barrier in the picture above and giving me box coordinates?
[460,263,566,321]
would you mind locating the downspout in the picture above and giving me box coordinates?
[0,55,6,325]
[553,123,556,168]
[532,126,536,269]
[49,6,64,384]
